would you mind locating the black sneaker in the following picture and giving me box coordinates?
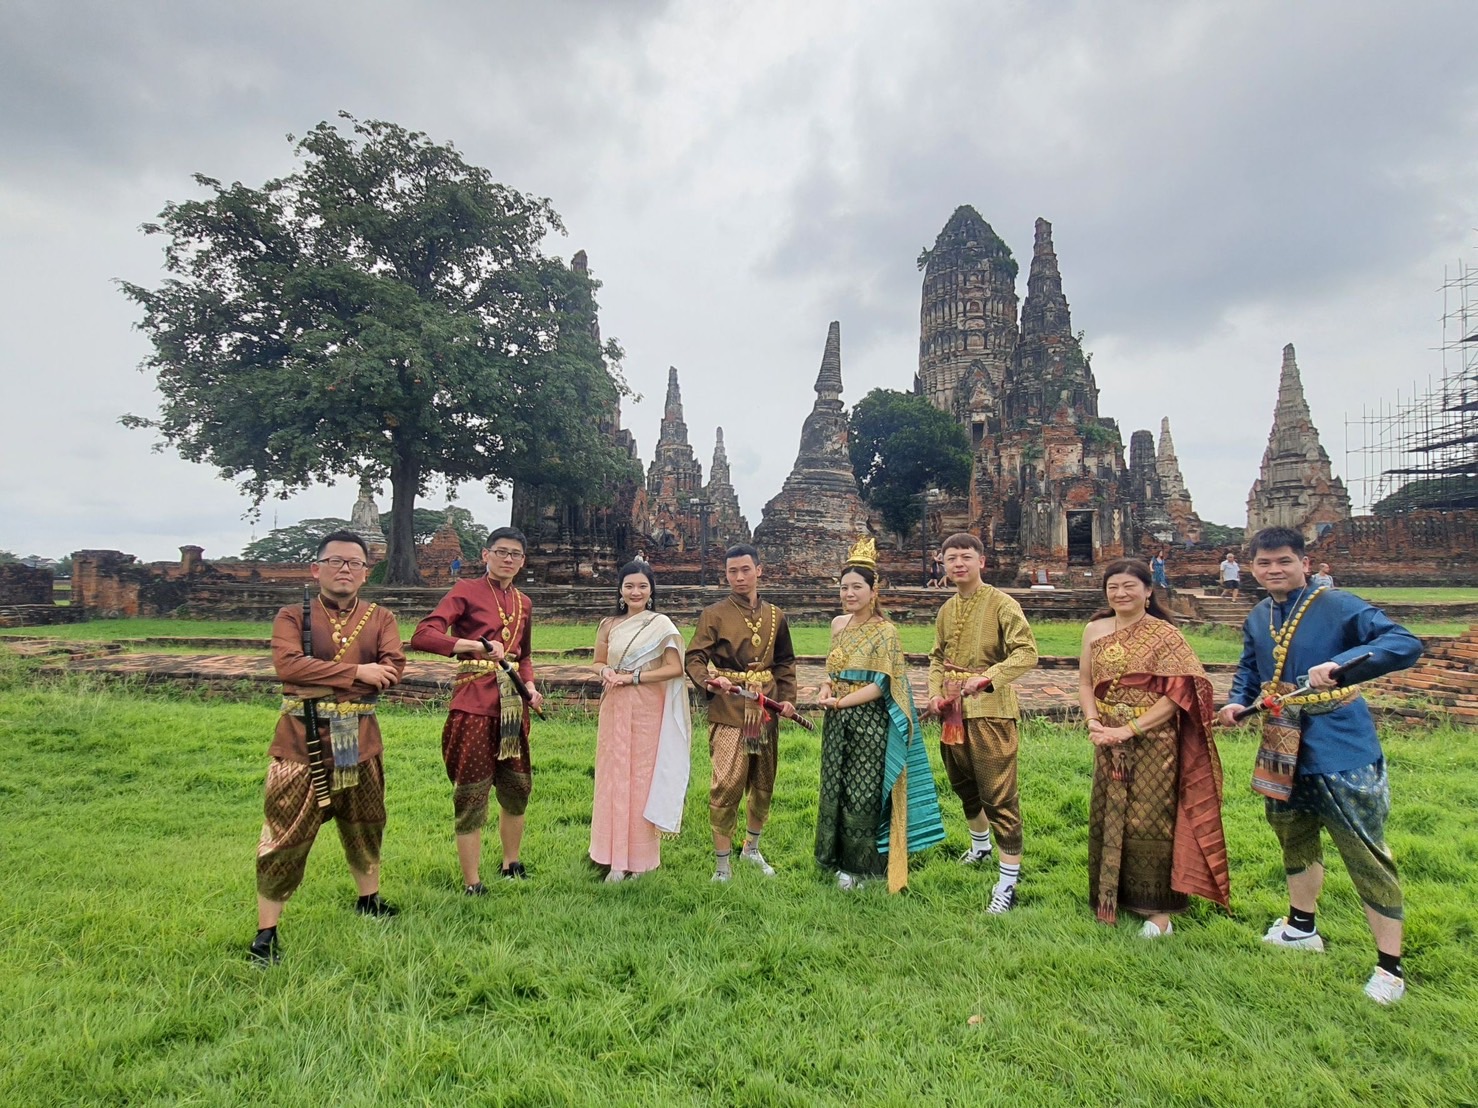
[464,882,488,897]
[501,861,529,881]
[248,927,281,966]
[986,881,1018,915]
[355,893,400,918]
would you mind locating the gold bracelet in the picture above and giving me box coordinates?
[1129,719,1145,738]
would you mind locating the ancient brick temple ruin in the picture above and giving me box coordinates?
[913,208,1201,579]
[512,251,643,583]
[1246,343,1352,541]
[703,427,751,548]
[752,322,871,577]
[635,366,707,552]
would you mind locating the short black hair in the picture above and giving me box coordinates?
[483,526,528,553]
[315,531,370,561]
[725,543,760,564]
[1248,527,1304,558]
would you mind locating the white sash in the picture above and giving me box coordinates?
[609,613,692,834]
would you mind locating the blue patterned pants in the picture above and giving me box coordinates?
[1265,759,1403,920]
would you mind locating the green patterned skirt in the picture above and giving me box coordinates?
[815,700,890,876]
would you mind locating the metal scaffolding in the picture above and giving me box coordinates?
[1345,252,1478,514]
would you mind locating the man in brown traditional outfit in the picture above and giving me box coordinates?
[926,532,1039,914]
[685,544,798,882]
[411,526,545,894]
[251,531,405,966]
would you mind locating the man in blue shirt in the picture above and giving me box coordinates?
[1218,527,1422,1005]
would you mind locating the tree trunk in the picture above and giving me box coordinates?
[385,450,423,586]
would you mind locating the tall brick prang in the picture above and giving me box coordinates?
[704,427,751,548]
[1246,343,1352,541]
[754,322,871,577]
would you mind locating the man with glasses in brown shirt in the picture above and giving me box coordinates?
[412,527,545,893]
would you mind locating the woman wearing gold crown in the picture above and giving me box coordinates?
[815,537,945,892]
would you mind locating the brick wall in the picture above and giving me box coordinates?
[0,564,54,605]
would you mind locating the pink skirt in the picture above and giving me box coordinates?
[590,682,665,873]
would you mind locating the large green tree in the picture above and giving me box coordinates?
[122,113,636,584]
[240,518,354,563]
[848,389,972,542]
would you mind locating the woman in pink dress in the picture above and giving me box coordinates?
[590,562,692,881]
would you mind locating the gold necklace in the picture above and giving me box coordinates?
[320,598,358,646]
[732,596,766,649]
[489,578,521,644]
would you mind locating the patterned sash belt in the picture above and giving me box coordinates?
[712,667,775,752]
[280,698,377,791]
[940,662,991,746]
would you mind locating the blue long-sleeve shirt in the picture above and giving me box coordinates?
[1229,588,1423,775]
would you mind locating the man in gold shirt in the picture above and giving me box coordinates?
[685,544,798,882]
[926,532,1039,913]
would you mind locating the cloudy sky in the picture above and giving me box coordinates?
[3,0,1476,561]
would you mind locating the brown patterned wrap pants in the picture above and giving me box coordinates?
[940,717,1023,855]
[708,722,778,839]
[256,755,385,901]
[443,709,533,834]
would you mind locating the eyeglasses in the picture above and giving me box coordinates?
[317,557,369,570]
[488,548,525,561]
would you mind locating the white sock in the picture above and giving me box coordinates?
[998,862,1021,888]
[743,830,762,853]
[715,850,731,875]
[970,829,993,853]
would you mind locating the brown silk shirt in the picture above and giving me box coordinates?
[684,596,797,727]
[409,577,535,718]
[270,599,405,763]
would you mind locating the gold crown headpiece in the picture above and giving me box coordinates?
[844,536,877,571]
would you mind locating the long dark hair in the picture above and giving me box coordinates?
[1089,558,1176,622]
[615,560,657,614]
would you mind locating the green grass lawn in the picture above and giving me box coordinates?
[1,662,1475,1105]
[7,616,1469,668]
[1347,588,1478,604]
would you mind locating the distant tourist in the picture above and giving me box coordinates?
[1151,550,1169,589]
[926,532,1039,913]
[410,528,544,893]
[449,555,461,581]
[1218,526,1423,1004]
[251,531,405,966]
[590,562,691,881]
[814,538,944,891]
[1219,551,1242,599]
[1310,562,1335,589]
[1078,558,1229,938]
[684,544,799,882]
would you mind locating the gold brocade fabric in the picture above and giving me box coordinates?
[827,620,916,748]
[1088,617,1230,918]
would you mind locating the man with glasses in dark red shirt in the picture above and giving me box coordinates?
[412,527,545,893]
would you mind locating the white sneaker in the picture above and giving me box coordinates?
[986,881,1018,914]
[604,870,626,884]
[1364,967,1405,1005]
[836,871,862,891]
[740,848,776,877]
[959,845,994,866]
[711,868,732,883]
[1262,917,1325,952]
[1139,919,1173,939]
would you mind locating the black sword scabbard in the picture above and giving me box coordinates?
[301,587,333,811]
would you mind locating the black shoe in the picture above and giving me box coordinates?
[355,893,400,918]
[501,861,528,881]
[464,882,488,897]
[248,927,281,966]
